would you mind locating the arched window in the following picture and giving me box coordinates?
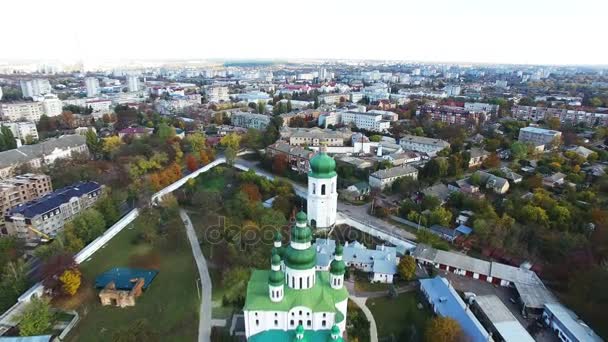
[312,183,316,194]
[321,184,326,195]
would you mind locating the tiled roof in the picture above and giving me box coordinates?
[0,135,86,169]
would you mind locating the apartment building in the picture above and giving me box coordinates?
[85,77,100,97]
[464,102,499,114]
[280,127,352,147]
[518,127,562,148]
[512,105,608,126]
[206,86,230,103]
[340,111,391,132]
[318,93,350,104]
[266,141,315,173]
[231,112,271,130]
[0,94,62,122]
[20,79,52,98]
[369,165,418,190]
[127,75,140,92]
[0,174,52,234]
[419,105,485,126]
[0,135,88,179]
[4,181,102,242]
[0,121,39,142]
[399,134,450,156]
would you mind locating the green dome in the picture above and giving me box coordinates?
[330,258,346,275]
[284,246,317,270]
[271,254,281,266]
[268,269,285,286]
[335,244,343,256]
[272,246,285,258]
[296,211,307,223]
[309,152,336,179]
[291,226,312,243]
[274,231,283,242]
[331,325,340,335]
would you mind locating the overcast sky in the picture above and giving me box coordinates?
[3,0,606,65]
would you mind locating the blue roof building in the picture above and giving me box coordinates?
[420,276,490,342]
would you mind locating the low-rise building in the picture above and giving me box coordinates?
[0,135,88,179]
[468,148,490,168]
[0,173,52,234]
[4,181,102,242]
[281,127,352,147]
[369,165,418,190]
[399,134,450,156]
[518,127,562,148]
[471,295,535,342]
[542,303,603,342]
[231,112,271,130]
[474,171,510,194]
[318,93,350,104]
[420,276,490,342]
[118,127,153,139]
[339,111,391,132]
[266,141,315,174]
[543,172,566,188]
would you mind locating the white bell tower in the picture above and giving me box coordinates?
[307,147,338,229]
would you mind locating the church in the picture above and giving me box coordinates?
[243,150,347,341]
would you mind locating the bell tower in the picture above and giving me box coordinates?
[307,146,338,229]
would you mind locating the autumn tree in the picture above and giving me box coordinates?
[102,136,122,160]
[17,297,54,337]
[398,255,416,281]
[272,154,289,175]
[61,111,76,129]
[59,268,82,296]
[41,254,79,297]
[482,153,501,169]
[186,154,199,172]
[241,183,262,203]
[425,317,464,342]
[185,132,206,154]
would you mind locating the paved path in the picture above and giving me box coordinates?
[180,209,212,342]
[349,296,378,342]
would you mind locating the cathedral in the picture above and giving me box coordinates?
[243,150,347,341]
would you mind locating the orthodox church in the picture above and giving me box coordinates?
[243,150,347,341]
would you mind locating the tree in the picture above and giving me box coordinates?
[102,136,122,159]
[425,317,464,342]
[0,260,28,312]
[156,122,176,141]
[0,125,17,151]
[186,154,199,172]
[61,111,76,128]
[257,101,266,114]
[85,129,102,159]
[17,297,54,336]
[482,153,501,169]
[510,141,528,160]
[241,183,262,203]
[41,254,79,296]
[272,154,289,175]
[185,132,206,154]
[398,255,416,281]
[429,207,452,226]
[369,135,382,142]
[222,267,250,304]
[59,268,81,296]
[286,99,293,112]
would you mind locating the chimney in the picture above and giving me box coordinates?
[16,138,22,148]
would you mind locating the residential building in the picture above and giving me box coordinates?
[445,84,461,96]
[154,94,202,114]
[512,105,608,126]
[281,127,352,147]
[4,181,102,242]
[543,172,566,188]
[467,148,490,167]
[464,102,499,115]
[0,86,3,101]
[340,111,391,132]
[231,112,271,130]
[318,93,350,104]
[243,210,347,339]
[20,79,52,98]
[369,165,418,190]
[0,101,53,122]
[127,75,140,92]
[39,94,62,117]
[382,152,421,166]
[314,239,399,284]
[518,127,562,148]
[471,295,535,342]
[542,303,603,342]
[85,77,100,97]
[399,134,450,156]
[0,121,39,143]
[419,105,485,126]
[420,276,490,342]
[0,173,52,234]
[266,142,315,174]
[232,91,271,103]
[206,86,230,103]
[118,127,154,139]
[0,135,88,179]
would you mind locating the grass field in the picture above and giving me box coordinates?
[368,291,431,342]
[63,216,200,342]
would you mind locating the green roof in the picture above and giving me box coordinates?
[244,270,348,312]
[330,259,346,275]
[309,152,337,179]
[269,269,285,286]
[284,245,316,270]
[249,329,333,342]
[296,211,307,222]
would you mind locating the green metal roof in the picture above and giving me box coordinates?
[330,259,346,275]
[309,152,337,179]
[244,270,348,312]
[284,245,316,270]
[269,269,285,286]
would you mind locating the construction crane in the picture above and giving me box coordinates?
[27,226,52,242]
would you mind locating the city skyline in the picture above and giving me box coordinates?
[3,0,607,66]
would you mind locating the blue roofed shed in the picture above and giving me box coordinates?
[95,268,158,290]
[455,225,473,236]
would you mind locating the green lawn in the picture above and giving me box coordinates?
[64,217,200,342]
[368,292,431,342]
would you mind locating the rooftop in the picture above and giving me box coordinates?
[95,268,159,290]
[474,295,535,342]
[544,303,603,342]
[0,135,86,169]
[370,165,418,180]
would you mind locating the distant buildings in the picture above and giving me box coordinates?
[0,135,88,179]
[418,105,486,126]
[4,181,102,242]
[85,77,100,97]
[464,102,499,114]
[62,98,113,117]
[399,134,450,156]
[118,127,154,139]
[340,111,392,132]
[369,165,418,190]
[231,112,271,130]
[266,141,314,174]
[232,91,271,104]
[20,79,52,98]
[518,126,562,148]
[0,121,39,143]
[0,173,52,234]
[206,86,230,103]
[280,127,352,147]
[127,75,140,92]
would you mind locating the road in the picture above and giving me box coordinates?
[236,157,417,242]
[180,209,212,342]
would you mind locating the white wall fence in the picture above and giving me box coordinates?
[337,214,417,252]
